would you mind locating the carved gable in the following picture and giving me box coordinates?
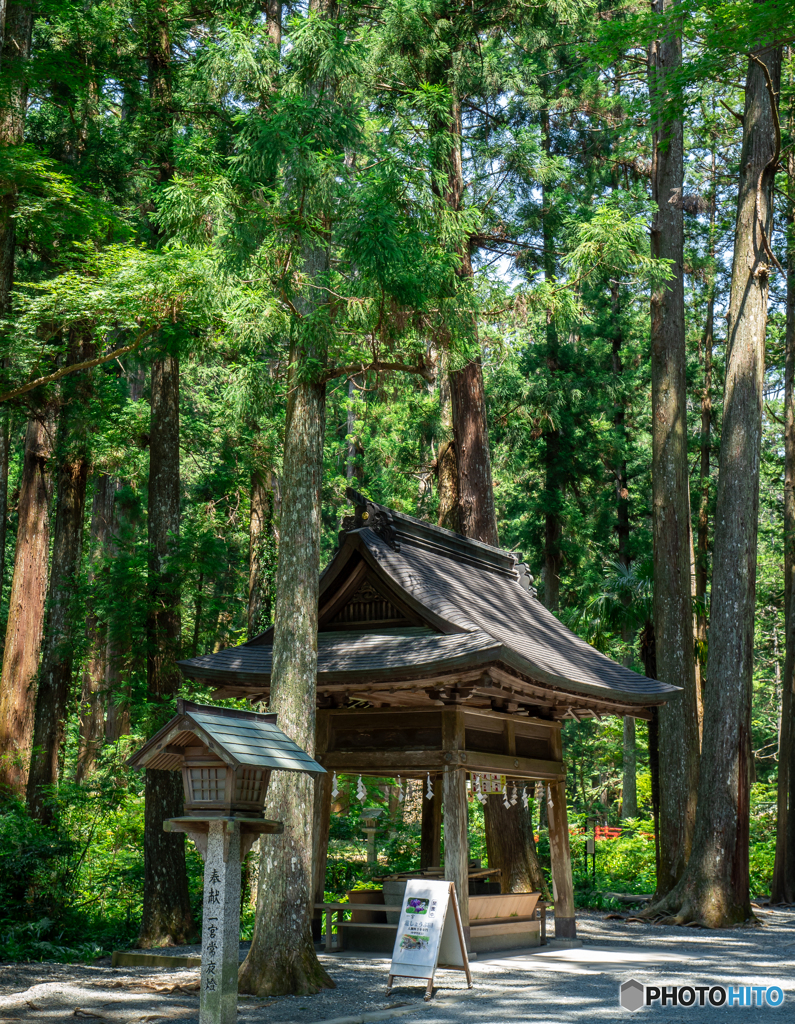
[326,579,411,628]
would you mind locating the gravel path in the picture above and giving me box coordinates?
[1,909,794,1023]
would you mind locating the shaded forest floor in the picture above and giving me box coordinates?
[0,909,794,1023]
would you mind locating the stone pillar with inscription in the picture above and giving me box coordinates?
[200,820,242,1024]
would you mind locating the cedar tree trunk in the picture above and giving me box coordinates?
[648,0,700,896]
[648,39,782,927]
[238,347,334,995]
[238,120,335,990]
[27,353,91,820]
[0,412,54,794]
[485,794,550,898]
[138,353,195,947]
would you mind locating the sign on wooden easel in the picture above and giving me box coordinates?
[386,879,473,1001]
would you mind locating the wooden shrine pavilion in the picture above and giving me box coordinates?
[178,488,679,942]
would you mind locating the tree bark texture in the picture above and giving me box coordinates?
[449,359,498,546]
[76,473,120,782]
[26,399,90,821]
[773,83,795,904]
[435,439,460,532]
[138,352,194,947]
[648,39,782,927]
[484,795,550,898]
[0,412,54,795]
[238,244,333,994]
[648,0,700,897]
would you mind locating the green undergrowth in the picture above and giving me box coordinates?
[0,776,779,960]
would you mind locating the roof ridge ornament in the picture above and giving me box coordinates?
[342,487,400,551]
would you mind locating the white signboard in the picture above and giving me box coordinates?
[386,879,472,1001]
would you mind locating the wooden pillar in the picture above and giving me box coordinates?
[441,707,468,940]
[311,712,333,941]
[420,773,442,869]
[443,766,469,937]
[547,724,576,939]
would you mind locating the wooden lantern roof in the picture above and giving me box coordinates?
[127,699,325,775]
[179,490,679,723]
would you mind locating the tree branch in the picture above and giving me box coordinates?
[0,326,159,404]
[324,359,435,384]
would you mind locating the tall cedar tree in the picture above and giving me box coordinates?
[0,0,51,795]
[238,0,334,996]
[649,37,782,928]
[138,0,194,947]
[647,0,700,897]
[26,337,92,821]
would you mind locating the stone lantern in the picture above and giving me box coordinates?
[128,700,324,1024]
[360,807,384,864]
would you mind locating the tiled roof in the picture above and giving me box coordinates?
[179,627,502,685]
[178,492,679,707]
[127,700,325,774]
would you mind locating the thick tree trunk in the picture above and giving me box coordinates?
[647,0,700,897]
[773,90,795,904]
[436,439,460,532]
[26,419,89,820]
[449,357,498,546]
[238,121,334,988]
[138,352,195,947]
[648,39,782,927]
[0,412,55,794]
[238,343,334,995]
[484,794,550,898]
[76,473,120,781]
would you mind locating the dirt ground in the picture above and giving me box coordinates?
[1,908,794,1024]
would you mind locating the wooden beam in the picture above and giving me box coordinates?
[460,750,564,781]
[442,767,469,939]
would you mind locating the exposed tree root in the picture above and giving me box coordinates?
[638,882,757,930]
[238,942,335,997]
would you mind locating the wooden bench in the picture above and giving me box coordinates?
[314,902,402,952]
[314,898,547,953]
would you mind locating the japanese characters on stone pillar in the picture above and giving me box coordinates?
[200,821,241,1024]
[127,700,325,1024]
